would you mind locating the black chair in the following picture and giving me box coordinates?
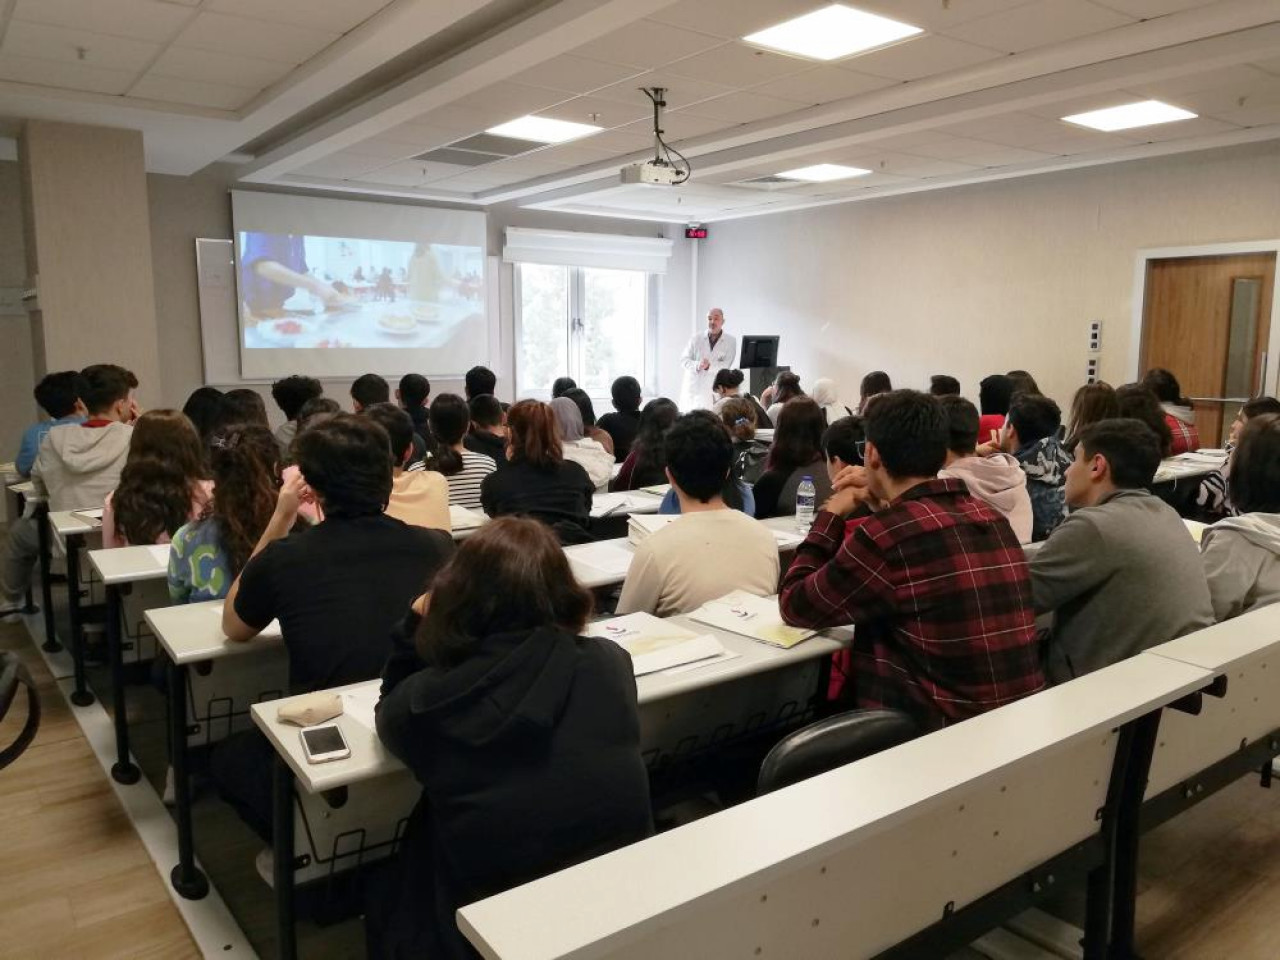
[0,651,41,771]
[757,708,919,795]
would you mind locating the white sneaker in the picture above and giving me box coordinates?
[162,766,176,806]
[255,847,275,888]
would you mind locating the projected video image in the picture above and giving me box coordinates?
[239,233,484,350]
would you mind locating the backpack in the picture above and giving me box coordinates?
[0,651,41,770]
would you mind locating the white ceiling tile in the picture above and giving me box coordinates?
[664,41,814,87]
[615,111,738,143]
[954,144,1057,166]
[593,72,734,111]
[1089,0,1208,17]
[292,150,394,179]
[904,135,1011,159]
[527,142,624,166]
[944,0,1136,53]
[506,55,643,95]
[362,159,446,187]
[754,66,900,104]
[147,46,294,89]
[1134,64,1274,98]
[853,0,1040,31]
[939,113,1074,146]
[341,136,421,161]
[572,20,725,70]
[863,129,961,150]
[1026,127,1139,154]
[536,94,651,128]
[1,20,161,73]
[176,12,339,65]
[377,122,463,150]
[205,0,394,35]
[676,90,809,124]
[1120,115,1240,141]
[832,148,982,179]
[1211,102,1280,127]
[1024,90,1146,120]
[583,127,657,154]
[449,81,567,118]
[1138,68,1280,117]
[12,0,193,44]
[0,54,136,95]
[129,74,258,110]
[844,34,1005,81]
[873,156,983,178]
[650,0,821,40]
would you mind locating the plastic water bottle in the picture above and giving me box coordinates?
[796,476,816,533]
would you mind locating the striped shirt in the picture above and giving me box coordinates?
[445,451,496,509]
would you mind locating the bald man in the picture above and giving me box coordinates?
[679,308,738,411]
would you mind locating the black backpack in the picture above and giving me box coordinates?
[0,652,40,770]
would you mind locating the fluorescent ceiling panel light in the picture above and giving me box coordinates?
[744,4,922,61]
[1062,99,1197,132]
[485,116,602,143]
[776,163,871,182]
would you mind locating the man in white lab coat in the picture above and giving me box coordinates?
[679,308,738,411]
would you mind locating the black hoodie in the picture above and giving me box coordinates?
[371,616,653,959]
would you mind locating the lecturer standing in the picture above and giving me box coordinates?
[679,308,737,411]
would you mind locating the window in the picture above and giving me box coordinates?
[515,264,657,399]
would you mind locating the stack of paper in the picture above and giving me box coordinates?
[595,612,729,676]
[449,504,487,530]
[771,527,805,550]
[72,507,105,524]
[688,590,817,649]
[627,513,680,546]
[566,540,636,582]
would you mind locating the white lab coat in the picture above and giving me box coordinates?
[679,331,738,411]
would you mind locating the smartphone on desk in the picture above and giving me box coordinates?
[300,723,351,764]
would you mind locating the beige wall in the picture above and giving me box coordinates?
[0,160,34,461]
[21,122,162,408]
[695,139,1280,412]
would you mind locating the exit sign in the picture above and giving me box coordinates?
[685,226,708,240]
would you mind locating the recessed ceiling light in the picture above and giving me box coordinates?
[485,116,602,144]
[1062,99,1197,132]
[744,4,922,62]
[776,163,871,182]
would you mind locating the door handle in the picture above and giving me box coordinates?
[1187,397,1254,404]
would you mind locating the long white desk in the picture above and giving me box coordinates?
[1152,449,1226,486]
[47,509,105,705]
[249,610,849,958]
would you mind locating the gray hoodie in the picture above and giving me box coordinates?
[1201,513,1280,621]
[940,453,1033,544]
[32,421,132,512]
[1030,488,1213,683]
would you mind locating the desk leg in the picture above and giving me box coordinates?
[1106,711,1162,960]
[66,535,93,706]
[168,658,209,899]
[273,755,298,960]
[36,506,59,653]
[107,584,139,785]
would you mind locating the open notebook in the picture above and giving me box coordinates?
[594,612,730,676]
[687,591,817,650]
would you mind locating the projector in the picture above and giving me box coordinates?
[620,160,682,186]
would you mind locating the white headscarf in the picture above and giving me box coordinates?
[811,378,847,424]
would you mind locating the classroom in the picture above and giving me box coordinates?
[3,1,1280,957]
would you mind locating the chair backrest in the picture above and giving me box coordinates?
[0,651,40,770]
[758,708,919,795]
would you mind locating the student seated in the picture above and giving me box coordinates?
[396,373,433,449]
[711,368,772,429]
[1143,367,1200,455]
[720,398,769,485]
[550,397,614,489]
[103,410,213,548]
[1116,383,1174,457]
[1201,413,1280,620]
[168,425,282,604]
[929,375,960,397]
[480,400,595,544]
[612,398,678,491]
[182,386,226,450]
[977,374,1014,446]
[563,387,615,457]
[621,413,777,617]
[551,375,577,398]
[16,370,85,477]
[429,393,495,510]
[368,517,653,959]
[217,388,270,430]
[1064,381,1119,452]
[811,377,853,426]
[753,397,834,519]
[464,365,504,408]
[821,414,865,480]
[938,396,1032,544]
[765,371,804,424]
[269,375,322,456]
[464,394,508,465]
[780,390,1043,729]
[1004,393,1071,541]
[212,415,454,844]
[1197,396,1280,518]
[857,370,892,415]
[598,376,643,463]
[364,403,449,532]
[350,373,390,412]
[1030,419,1213,683]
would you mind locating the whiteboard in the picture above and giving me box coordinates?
[195,237,502,387]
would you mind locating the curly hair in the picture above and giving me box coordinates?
[112,410,207,546]
[206,425,282,577]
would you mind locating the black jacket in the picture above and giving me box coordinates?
[371,619,653,959]
[480,458,595,543]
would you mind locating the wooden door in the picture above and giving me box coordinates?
[1141,253,1276,445]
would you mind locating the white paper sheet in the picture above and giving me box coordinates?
[567,541,635,577]
[595,612,729,676]
[449,504,486,529]
[340,685,381,733]
[687,591,817,649]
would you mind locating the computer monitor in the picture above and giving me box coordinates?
[740,335,779,368]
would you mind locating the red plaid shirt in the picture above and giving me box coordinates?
[1165,414,1200,456]
[780,478,1043,729]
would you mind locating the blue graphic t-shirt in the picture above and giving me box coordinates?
[168,518,233,604]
